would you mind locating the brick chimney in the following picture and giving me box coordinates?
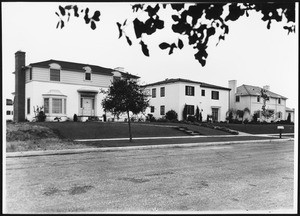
[13,51,26,122]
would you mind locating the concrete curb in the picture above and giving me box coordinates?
[6,138,293,158]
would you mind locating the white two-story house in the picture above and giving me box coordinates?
[13,51,139,122]
[143,78,231,122]
[228,80,294,122]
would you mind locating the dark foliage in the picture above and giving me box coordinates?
[73,114,78,122]
[56,3,295,66]
[165,109,178,121]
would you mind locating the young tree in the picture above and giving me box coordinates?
[55,3,295,66]
[101,78,149,142]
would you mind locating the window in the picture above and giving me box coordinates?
[29,68,32,80]
[113,76,121,82]
[44,98,49,113]
[27,98,30,114]
[278,98,281,104]
[160,87,165,97]
[201,89,205,96]
[52,98,63,114]
[185,86,195,96]
[85,72,91,80]
[257,96,261,102]
[211,91,219,100]
[236,96,240,102]
[6,111,10,115]
[50,69,60,81]
[150,106,155,113]
[160,105,165,115]
[80,98,83,108]
[186,105,195,115]
[152,88,156,98]
[277,112,282,118]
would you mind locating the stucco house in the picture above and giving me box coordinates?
[228,80,293,122]
[143,78,231,122]
[12,51,139,122]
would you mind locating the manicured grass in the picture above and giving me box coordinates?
[33,121,232,140]
[211,123,294,134]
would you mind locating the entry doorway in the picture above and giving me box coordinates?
[212,108,219,122]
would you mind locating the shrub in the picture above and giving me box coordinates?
[165,110,178,121]
[252,112,259,123]
[243,119,249,124]
[37,111,46,122]
[146,114,156,122]
[187,115,196,122]
[287,113,291,123]
[182,104,187,121]
[73,114,78,122]
[157,117,167,122]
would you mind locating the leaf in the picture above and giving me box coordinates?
[60,20,64,29]
[169,43,177,55]
[65,5,72,10]
[178,39,184,49]
[91,21,96,30]
[171,3,184,11]
[133,18,144,39]
[172,15,180,22]
[73,5,79,17]
[126,36,132,46]
[84,12,90,24]
[59,6,65,16]
[159,42,170,50]
[140,41,149,57]
[92,10,101,21]
[67,12,70,21]
[123,19,127,26]
[55,12,60,17]
[117,22,122,38]
[56,21,60,29]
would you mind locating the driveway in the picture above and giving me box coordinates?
[5,140,295,213]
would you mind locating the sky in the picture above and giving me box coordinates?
[2,2,299,109]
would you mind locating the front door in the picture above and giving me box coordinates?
[82,98,92,116]
[212,108,219,122]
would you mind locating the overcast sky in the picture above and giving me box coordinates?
[2,2,298,109]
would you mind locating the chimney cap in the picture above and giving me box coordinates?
[15,50,25,54]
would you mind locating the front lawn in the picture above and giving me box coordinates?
[211,122,294,134]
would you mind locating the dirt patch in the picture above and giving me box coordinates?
[6,122,60,141]
[68,185,94,195]
[118,177,150,183]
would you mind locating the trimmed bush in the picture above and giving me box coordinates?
[165,110,178,121]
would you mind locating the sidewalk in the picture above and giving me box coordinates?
[6,134,293,158]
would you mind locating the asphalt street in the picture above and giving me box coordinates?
[5,140,295,213]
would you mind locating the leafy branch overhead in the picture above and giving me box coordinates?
[56,3,295,66]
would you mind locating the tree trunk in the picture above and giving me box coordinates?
[127,111,132,142]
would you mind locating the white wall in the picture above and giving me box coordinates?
[146,81,230,121]
[25,81,109,121]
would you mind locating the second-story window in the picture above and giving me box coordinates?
[152,88,156,98]
[185,86,195,96]
[211,91,219,100]
[201,89,205,96]
[236,96,240,102]
[85,72,91,81]
[160,87,165,97]
[257,96,261,102]
[278,98,281,104]
[50,69,60,81]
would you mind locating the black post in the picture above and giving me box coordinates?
[279,129,282,138]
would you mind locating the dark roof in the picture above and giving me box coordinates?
[28,59,139,78]
[236,84,287,99]
[142,78,231,91]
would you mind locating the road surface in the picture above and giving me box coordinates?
[5,140,295,213]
